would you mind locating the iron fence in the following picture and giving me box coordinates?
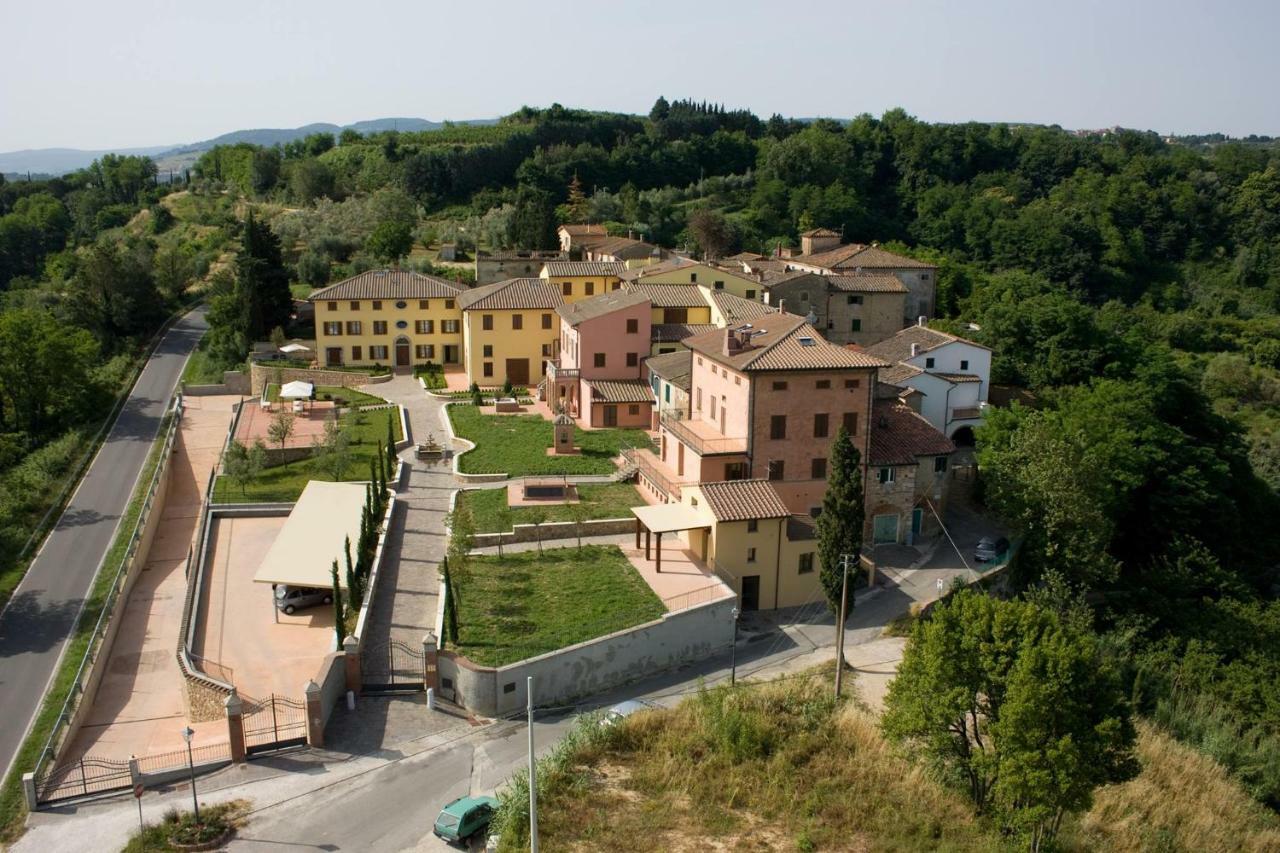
[35,756,132,803]
[135,741,232,776]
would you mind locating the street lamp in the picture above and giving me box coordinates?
[730,606,740,686]
[180,726,199,821]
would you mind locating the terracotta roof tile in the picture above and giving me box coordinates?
[698,479,791,522]
[793,243,936,271]
[826,274,909,293]
[542,261,626,277]
[309,270,463,301]
[709,290,776,323]
[558,224,608,237]
[646,350,692,390]
[589,379,654,404]
[652,323,718,343]
[623,282,711,308]
[863,325,988,365]
[555,290,649,325]
[869,400,955,466]
[685,316,889,372]
[458,278,563,311]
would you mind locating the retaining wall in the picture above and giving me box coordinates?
[472,517,634,548]
[438,596,736,717]
[250,362,392,395]
[183,370,251,396]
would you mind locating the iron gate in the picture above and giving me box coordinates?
[36,755,132,803]
[241,693,307,755]
[362,640,427,693]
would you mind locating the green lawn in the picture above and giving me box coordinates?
[264,383,387,407]
[451,545,665,666]
[213,407,402,503]
[448,405,649,476]
[456,483,644,533]
[414,364,446,390]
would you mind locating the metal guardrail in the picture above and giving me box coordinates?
[659,410,745,456]
[661,582,728,613]
[32,395,184,786]
[627,448,682,501]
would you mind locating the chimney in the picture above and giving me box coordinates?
[724,328,742,356]
[910,343,919,357]
[777,298,786,315]
[918,316,927,327]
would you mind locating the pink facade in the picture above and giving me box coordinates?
[551,296,653,428]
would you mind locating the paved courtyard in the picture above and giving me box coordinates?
[234,399,336,450]
[64,395,239,763]
[193,514,335,698]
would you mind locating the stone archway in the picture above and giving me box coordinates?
[951,425,976,448]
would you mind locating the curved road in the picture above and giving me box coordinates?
[0,308,207,781]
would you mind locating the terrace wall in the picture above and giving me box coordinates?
[437,596,735,717]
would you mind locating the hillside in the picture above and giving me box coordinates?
[493,674,1280,852]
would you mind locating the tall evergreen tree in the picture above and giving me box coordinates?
[816,426,865,614]
[441,556,460,644]
[331,560,345,647]
[386,414,398,479]
[235,210,292,341]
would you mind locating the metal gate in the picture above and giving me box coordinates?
[36,755,132,803]
[362,640,427,693]
[241,693,307,755]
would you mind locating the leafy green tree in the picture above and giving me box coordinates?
[366,219,414,263]
[267,409,295,450]
[235,211,293,341]
[815,426,863,614]
[882,588,1137,849]
[69,238,165,349]
[0,308,102,436]
[311,417,351,481]
[512,185,557,249]
[223,439,264,497]
[686,208,734,259]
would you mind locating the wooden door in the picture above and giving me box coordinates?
[505,358,530,385]
[326,347,343,367]
[395,343,410,366]
[603,405,618,427]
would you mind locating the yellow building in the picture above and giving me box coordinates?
[539,261,625,301]
[458,278,564,387]
[618,258,763,301]
[623,283,714,326]
[310,270,464,368]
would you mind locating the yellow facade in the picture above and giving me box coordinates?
[632,263,762,301]
[649,305,713,325]
[462,308,560,388]
[539,272,624,303]
[314,296,464,368]
[678,485,822,610]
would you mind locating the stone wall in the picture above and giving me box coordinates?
[472,517,635,548]
[250,362,393,395]
[185,678,231,723]
[438,597,735,717]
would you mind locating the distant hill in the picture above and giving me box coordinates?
[0,117,499,177]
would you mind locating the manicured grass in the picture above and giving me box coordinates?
[264,383,387,407]
[212,408,402,503]
[456,483,644,533]
[451,545,665,666]
[448,405,649,476]
[414,363,446,390]
[0,413,175,841]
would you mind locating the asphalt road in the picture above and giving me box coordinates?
[0,308,207,782]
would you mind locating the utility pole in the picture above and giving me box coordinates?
[729,606,739,685]
[527,676,538,853]
[833,553,852,700]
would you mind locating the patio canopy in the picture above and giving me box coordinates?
[279,380,314,399]
[252,481,367,589]
[631,502,712,534]
[279,343,311,354]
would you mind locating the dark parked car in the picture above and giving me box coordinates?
[273,584,332,614]
[433,795,498,846]
[973,536,1010,563]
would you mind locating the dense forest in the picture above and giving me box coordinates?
[2,98,1279,814]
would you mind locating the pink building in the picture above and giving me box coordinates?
[639,315,888,516]
[547,290,654,428]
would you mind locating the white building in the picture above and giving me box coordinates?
[864,322,992,445]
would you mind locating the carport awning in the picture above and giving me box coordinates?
[252,481,368,589]
[631,502,712,534]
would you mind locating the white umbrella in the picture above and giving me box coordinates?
[279,380,314,399]
[279,343,311,354]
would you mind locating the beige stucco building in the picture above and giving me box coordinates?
[762,272,908,347]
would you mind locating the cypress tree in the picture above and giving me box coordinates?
[386,414,397,479]
[344,535,361,608]
[441,556,460,644]
[331,560,345,647]
[816,426,865,615]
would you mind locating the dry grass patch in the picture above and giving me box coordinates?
[1070,722,1280,853]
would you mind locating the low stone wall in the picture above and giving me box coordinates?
[314,651,348,734]
[438,597,736,717]
[250,362,393,395]
[350,460,404,651]
[184,370,251,396]
[472,517,634,548]
[186,678,231,723]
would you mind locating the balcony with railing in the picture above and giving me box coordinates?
[948,405,983,422]
[659,409,747,456]
[627,446,683,501]
[546,359,580,382]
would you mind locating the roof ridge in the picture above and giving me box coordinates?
[737,317,813,367]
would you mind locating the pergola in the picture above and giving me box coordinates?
[630,503,712,573]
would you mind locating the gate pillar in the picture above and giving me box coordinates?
[225,691,246,763]
[304,680,324,748]
[423,632,439,691]
[343,637,361,694]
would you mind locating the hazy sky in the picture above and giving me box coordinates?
[2,0,1278,151]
